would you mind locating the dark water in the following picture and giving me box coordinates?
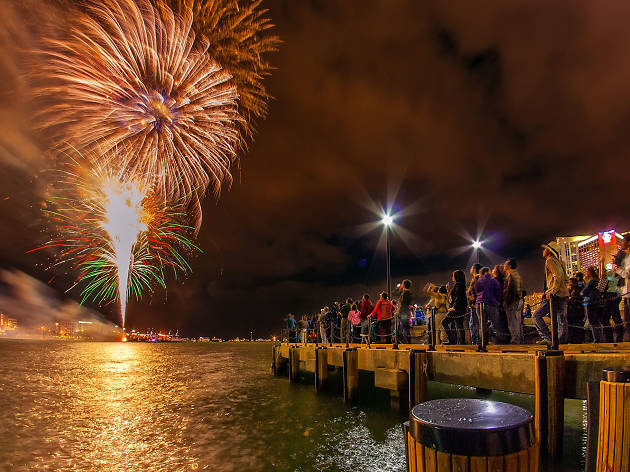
[0,341,586,471]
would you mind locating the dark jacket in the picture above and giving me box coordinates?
[474,274,501,307]
[503,270,523,307]
[449,281,467,314]
[581,279,601,306]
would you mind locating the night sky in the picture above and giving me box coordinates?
[1,0,629,337]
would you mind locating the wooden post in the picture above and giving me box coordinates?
[596,367,630,472]
[315,347,328,392]
[429,307,437,350]
[289,346,300,382]
[272,345,279,375]
[409,349,428,410]
[585,380,601,472]
[534,350,565,464]
[343,348,358,403]
[550,296,559,350]
[478,303,487,352]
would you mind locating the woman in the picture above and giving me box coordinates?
[425,283,449,343]
[582,267,604,343]
[442,270,467,344]
[348,303,362,342]
[369,292,394,343]
[467,263,482,344]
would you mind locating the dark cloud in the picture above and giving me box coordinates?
[0,0,628,337]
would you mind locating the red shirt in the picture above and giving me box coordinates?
[359,300,374,320]
[370,299,393,320]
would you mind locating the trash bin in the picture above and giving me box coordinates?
[404,398,537,472]
[596,366,630,472]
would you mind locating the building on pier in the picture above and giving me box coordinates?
[556,228,627,276]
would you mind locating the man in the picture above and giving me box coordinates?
[475,267,509,344]
[339,298,352,343]
[286,314,296,342]
[318,307,328,343]
[503,258,524,344]
[396,280,414,344]
[534,241,569,345]
[614,239,630,341]
[370,292,394,343]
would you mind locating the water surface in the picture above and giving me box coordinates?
[0,341,585,471]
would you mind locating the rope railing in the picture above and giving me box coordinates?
[281,299,629,346]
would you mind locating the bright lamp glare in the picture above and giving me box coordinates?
[472,240,482,249]
[382,214,393,226]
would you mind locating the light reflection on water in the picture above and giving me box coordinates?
[0,341,585,471]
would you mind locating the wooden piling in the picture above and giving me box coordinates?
[289,346,300,382]
[534,350,565,463]
[409,349,428,410]
[272,345,285,375]
[315,347,328,391]
[596,367,630,472]
[585,380,600,472]
[343,348,358,403]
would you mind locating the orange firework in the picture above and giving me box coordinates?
[35,0,243,205]
[162,0,280,137]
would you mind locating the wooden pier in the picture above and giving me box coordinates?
[272,342,630,466]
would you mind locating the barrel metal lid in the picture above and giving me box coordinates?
[409,399,534,456]
[602,366,630,383]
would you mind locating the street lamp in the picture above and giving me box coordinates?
[382,213,394,298]
[472,240,482,264]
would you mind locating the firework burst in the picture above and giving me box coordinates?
[35,0,243,205]
[163,0,280,136]
[32,159,200,327]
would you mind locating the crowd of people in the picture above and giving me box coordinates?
[283,239,630,345]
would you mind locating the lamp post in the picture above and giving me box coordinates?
[382,214,393,298]
[472,240,482,264]
[382,213,395,347]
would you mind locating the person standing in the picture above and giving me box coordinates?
[475,267,508,344]
[287,314,296,342]
[582,267,604,343]
[492,265,510,343]
[576,272,585,291]
[370,292,394,343]
[340,298,352,344]
[567,277,586,343]
[318,307,328,343]
[534,242,569,345]
[326,304,338,343]
[396,280,414,344]
[503,258,524,344]
[425,283,449,343]
[603,269,624,342]
[614,239,630,341]
[442,270,468,344]
[467,263,482,344]
[297,315,309,342]
[348,303,362,342]
[359,294,374,339]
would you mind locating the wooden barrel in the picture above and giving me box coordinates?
[596,366,630,472]
[404,399,537,472]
